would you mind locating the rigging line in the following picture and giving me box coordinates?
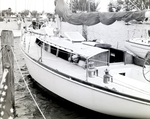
[10,46,47,119]
[0,45,12,66]
[0,45,7,60]
[128,0,141,11]
[0,68,9,88]
[5,45,17,111]
[5,45,26,88]
[0,46,9,74]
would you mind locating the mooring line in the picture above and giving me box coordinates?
[5,45,26,88]
[10,46,47,119]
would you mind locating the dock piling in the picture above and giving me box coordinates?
[1,30,15,118]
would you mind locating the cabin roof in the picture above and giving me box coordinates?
[43,36,109,59]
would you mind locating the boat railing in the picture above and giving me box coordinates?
[39,37,74,53]
[27,30,47,36]
[128,29,149,41]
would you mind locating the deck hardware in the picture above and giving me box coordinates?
[103,69,113,84]
[88,62,96,78]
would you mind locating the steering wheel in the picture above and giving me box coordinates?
[143,51,150,82]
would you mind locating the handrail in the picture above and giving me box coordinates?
[27,30,47,36]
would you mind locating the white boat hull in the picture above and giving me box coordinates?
[22,49,150,118]
[125,41,150,58]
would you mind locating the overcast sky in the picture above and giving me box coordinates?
[0,0,111,13]
[0,0,55,13]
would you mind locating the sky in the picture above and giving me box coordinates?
[98,0,111,11]
[0,0,55,13]
[0,0,111,13]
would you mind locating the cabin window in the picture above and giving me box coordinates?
[44,43,49,51]
[119,73,125,76]
[89,51,109,67]
[148,30,150,37]
[109,48,124,63]
[58,49,69,60]
[51,46,57,55]
[35,38,43,46]
[35,39,80,62]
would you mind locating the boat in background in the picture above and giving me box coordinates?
[125,29,150,58]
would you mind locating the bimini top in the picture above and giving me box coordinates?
[41,35,108,59]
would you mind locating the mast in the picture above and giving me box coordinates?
[0,0,2,11]
[56,15,61,36]
[15,0,17,13]
[43,0,45,12]
[82,0,90,41]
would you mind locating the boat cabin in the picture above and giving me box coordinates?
[35,37,109,68]
[34,31,134,71]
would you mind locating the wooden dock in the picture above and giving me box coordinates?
[0,29,21,37]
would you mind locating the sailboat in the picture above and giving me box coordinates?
[125,28,150,59]
[20,0,150,118]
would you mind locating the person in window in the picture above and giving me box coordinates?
[68,54,80,64]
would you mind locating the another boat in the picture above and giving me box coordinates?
[20,0,150,118]
[125,29,150,58]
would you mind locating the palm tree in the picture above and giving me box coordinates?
[116,0,150,11]
[71,0,99,13]
[31,10,38,18]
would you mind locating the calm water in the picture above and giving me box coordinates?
[15,21,149,119]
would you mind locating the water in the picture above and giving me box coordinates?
[14,21,150,119]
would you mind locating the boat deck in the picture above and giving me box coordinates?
[21,34,150,101]
[24,38,86,80]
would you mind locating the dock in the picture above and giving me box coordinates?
[0,21,32,118]
[0,21,22,37]
[0,30,15,118]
